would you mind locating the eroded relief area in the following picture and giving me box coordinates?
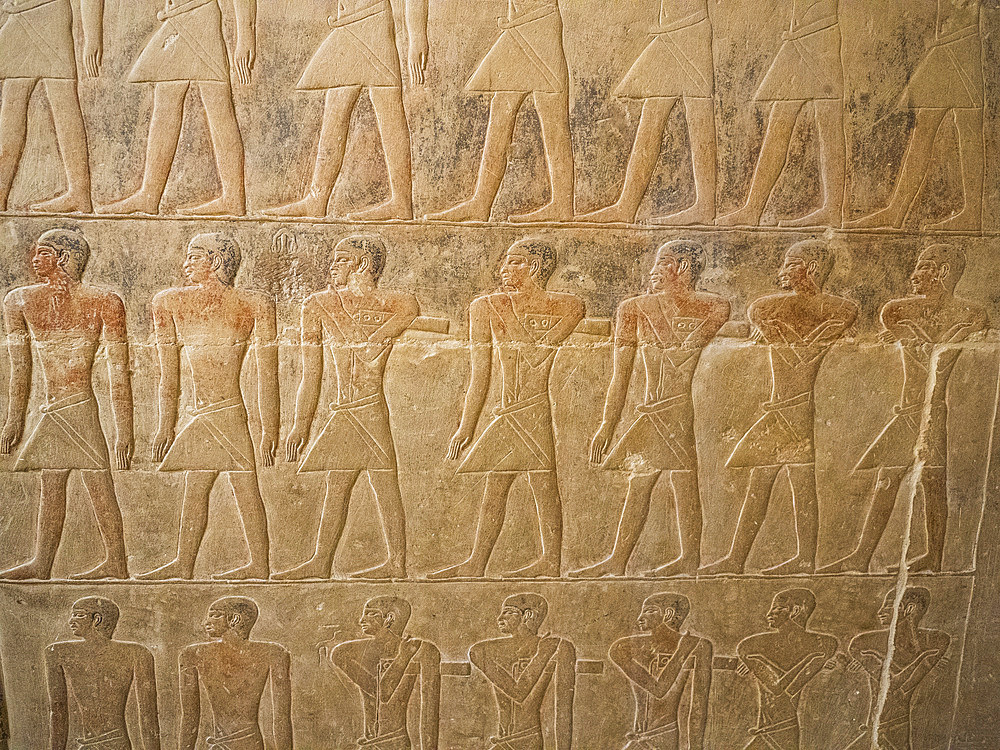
[0,0,998,747]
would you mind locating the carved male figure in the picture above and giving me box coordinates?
[849,0,988,231]
[718,0,845,227]
[141,234,277,580]
[736,589,837,750]
[703,240,857,575]
[0,0,102,212]
[46,597,160,750]
[426,0,574,222]
[822,245,987,574]
[179,597,292,750]
[330,596,441,750]
[581,0,717,225]
[846,587,950,750]
[265,0,428,220]
[608,593,713,750]
[430,239,584,578]
[573,240,729,578]
[281,236,418,580]
[469,594,576,750]
[104,0,256,216]
[1,229,132,580]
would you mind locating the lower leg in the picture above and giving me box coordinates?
[355,470,408,578]
[820,468,905,572]
[138,471,214,580]
[0,470,69,579]
[508,471,563,576]
[653,98,717,225]
[648,470,701,576]
[781,100,844,227]
[185,82,246,215]
[701,466,780,573]
[274,471,356,580]
[911,467,947,572]
[765,464,817,573]
[510,91,575,221]
[348,87,413,220]
[570,473,657,577]
[0,79,34,209]
[927,108,984,230]
[75,470,128,578]
[37,80,92,211]
[219,471,271,578]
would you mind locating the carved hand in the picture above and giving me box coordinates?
[84,40,103,78]
[260,431,277,467]
[234,39,255,86]
[0,421,22,454]
[285,424,309,463]
[151,427,175,463]
[408,36,429,85]
[590,422,614,464]
[114,436,134,471]
[447,425,474,460]
[735,660,750,677]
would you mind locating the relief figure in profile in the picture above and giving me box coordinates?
[265,0,428,220]
[718,0,845,228]
[845,587,950,750]
[140,234,278,580]
[280,236,418,580]
[1,229,132,581]
[46,597,160,750]
[103,0,256,216]
[179,597,292,750]
[581,0,717,226]
[821,245,988,574]
[469,594,576,750]
[573,240,729,578]
[608,594,713,750]
[0,0,102,212]
[426,0,574,223]
[430,240,584,579]
[736,589,837,750]
[702,241,858,575]
[330,597,441,750]
[849,0,989,231]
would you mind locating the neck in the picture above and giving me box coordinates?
[195,275,227,290]
[650,623,680,646]
[348,273,376,295]
[921,286,951,303]
[220,631,248,645]
[794,280,821,297]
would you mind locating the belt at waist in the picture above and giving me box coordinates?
[329,0,388,28]
[761,391,812,413]
[499,4,556,30]
[490,726,543,749]
[930,24,978,48]
[192,396,244,417]
[2,0,59,14]
[635,394,688,415]
[158,0,213,21]
[493,391,549,417]
[358,727,408,748]
[627,721,679,742]
[785,16,838,41]
[76,728,126,748]
[207,725,260,749]
[750,716,798,736]
[651,9,707,34]
[40,391,94,413]
[330,393,382,412]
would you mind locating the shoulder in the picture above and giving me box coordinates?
[952,296,989,323]
[849,630,882,650]
[814,632,838,653]
[695,290,731,312]
[152,287,185,309]
[548,290,585,313]
[748,293,789,316]
[179,642,209,662]
[89,286,126,314]
[45,640,74,658]
[618,294,647,315]
[926,628,952,650]
[472,292,500,308]
[382,288,419,308]
[609,634,645,655]
[737,632,769,654]
[262,640,290,660]
[240,288,275,312]
[880,297,913,320]
[824,293,859,314]
[470,637,506,655]
[4,284,43,307]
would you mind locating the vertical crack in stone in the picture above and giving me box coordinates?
[872,345,944,749]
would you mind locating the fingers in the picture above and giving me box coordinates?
[285,440,302,463]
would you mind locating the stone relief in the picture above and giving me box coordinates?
[0,0,998,747]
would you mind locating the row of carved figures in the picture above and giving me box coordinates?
[0,0,990,228]
[33,586,950,750]
[0,229,989,582]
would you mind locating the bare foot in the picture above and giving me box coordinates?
[698,556,744,575]
[272,557,332,581]
[576,202,637,224]
[502,557,560,578]
[71,559,128,580]
[136,559,192,581]
[0,560,51,580]
[568,556,627,579]
[763,556,814,575]
[213,561,270,580]
[649,202,715,226]
[779,204,843,228]
[715,203,762,227]
[425,197,493,223]
[263,190,330,218]
[508,201,573,224]
[425,558,487,580]
[347,197,413,222]
[924,207,980,232]
[904,554,941,574]
[351,560,406,580]
[844,207,903,230]
[644,556,698,578]
[817,553,869,574]
[31,190,93,214]
[178,194,245,217]
[100,191,160,215]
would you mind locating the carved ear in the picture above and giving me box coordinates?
[230,613,243,629]
[678,259,690,275]
[529,258,541,277]
[357,253,371,274]
[806,259,819,277]
[939,262,951,282]
[384,612,395,630]
[92,613,103,627]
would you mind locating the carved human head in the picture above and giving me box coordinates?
[331,235,387,288]
[879,587,930,626]
[639,593,690,631]
[779,240,834,291]
[767,588,816,629]
[206,597,259,639]
[912,244,966,295]
[360,596,411,637]
[186,233,242,286]
[70,596,120,638]
[35,228,90,282]
[498,593,549,635]
[501,239,557,290]
[651,240,705,291]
